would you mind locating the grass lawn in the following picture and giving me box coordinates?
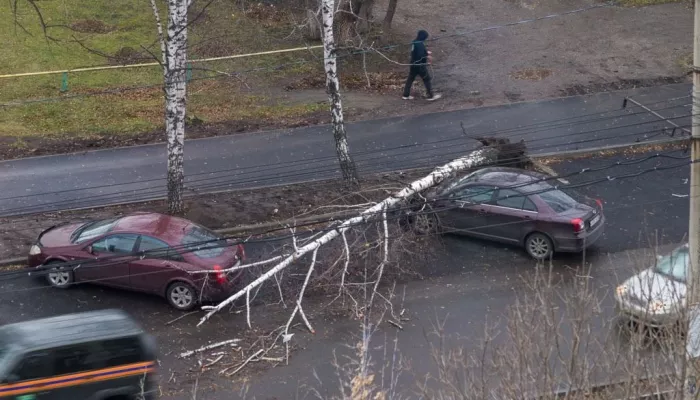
[0,0,325,140]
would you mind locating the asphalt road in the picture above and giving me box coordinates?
[0,149,691,398]
[0,83,691,217]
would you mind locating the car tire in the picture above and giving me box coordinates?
[166,281,197,311]
[411,209,441,236]
[45,260,74,289]
[524,232,553,260]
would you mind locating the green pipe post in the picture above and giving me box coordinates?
[60,72,68,92]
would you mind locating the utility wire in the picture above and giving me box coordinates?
[0,110,691,218]
[0,96,689,205]
[0,96,689,204]
[0,152,691,281]
[1,122,689,218]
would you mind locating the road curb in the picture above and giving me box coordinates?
[0,137,686,269]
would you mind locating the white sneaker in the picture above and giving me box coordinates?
[426,93,442,101]
[402,95,414,100]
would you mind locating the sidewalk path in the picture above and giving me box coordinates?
[0,83,690,216]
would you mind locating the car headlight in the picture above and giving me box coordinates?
[29,245,41,256]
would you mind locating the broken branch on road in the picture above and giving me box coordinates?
[179,339,241,358]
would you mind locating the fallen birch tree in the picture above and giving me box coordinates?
[196,141,522,331]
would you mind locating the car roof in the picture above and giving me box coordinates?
[111,212,195,244]
[0,309,144,351]
[442,167,549,193]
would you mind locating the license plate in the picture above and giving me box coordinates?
[590,214,600,227]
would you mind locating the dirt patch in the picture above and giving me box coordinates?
[110,46,150,65]
[69,19,115,34]
[243,2,288,26]
[560,76,688,97]
[510,68,552,81]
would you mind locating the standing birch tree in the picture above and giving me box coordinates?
[150,0,188,214]
[321,0,360,184]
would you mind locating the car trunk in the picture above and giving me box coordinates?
[550,187,603,233]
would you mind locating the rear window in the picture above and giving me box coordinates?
[538,190,578,213]
[72,218,120,243]
[181,226,226,259]
[523,182,578,213]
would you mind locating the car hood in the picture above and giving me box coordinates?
[622,268,686,308]
[38,222,86,247]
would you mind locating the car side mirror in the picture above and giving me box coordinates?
[86,245,94,255]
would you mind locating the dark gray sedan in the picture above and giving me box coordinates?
[408,167,605,260]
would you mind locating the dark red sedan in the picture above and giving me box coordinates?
[27,212,245,311]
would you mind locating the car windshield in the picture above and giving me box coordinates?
[72,218,120,243]
[181,225,226,259]
[654,246,688,282]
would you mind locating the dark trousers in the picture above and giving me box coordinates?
[403,66,433,97]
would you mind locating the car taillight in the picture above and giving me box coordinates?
[595,198,603,210]
[212,265,226,284]
[571,218,584,233]
[237,244,246,261]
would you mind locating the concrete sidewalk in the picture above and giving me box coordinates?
[0,83,690,216]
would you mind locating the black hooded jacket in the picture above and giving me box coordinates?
[409,30,429,68]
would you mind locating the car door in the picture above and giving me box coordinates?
[482,188,539,243]
[439,185,496,237]
[129,235,189,294]
[77,234,138,288]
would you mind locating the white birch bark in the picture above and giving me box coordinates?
[321,0,359,184]
[152,0,188,214]
[197,147,498,327]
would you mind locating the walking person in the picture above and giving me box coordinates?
[402,30,441,101]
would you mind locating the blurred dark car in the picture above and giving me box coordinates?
[0,309,157,400]
[27,212,246,311]
[407,167,605,260]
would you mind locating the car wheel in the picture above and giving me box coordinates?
[45,260,74,289]
[525,232,553,260]
[412,210,440,235]
[166,281,197,311]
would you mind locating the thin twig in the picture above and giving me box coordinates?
[224,349,264,377]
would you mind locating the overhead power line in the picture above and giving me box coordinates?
[0,151,691,282]
[0,99,691,217]
[0,122,690,218]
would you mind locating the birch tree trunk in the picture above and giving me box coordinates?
[152,0,188,214]
[321,0,359,184]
